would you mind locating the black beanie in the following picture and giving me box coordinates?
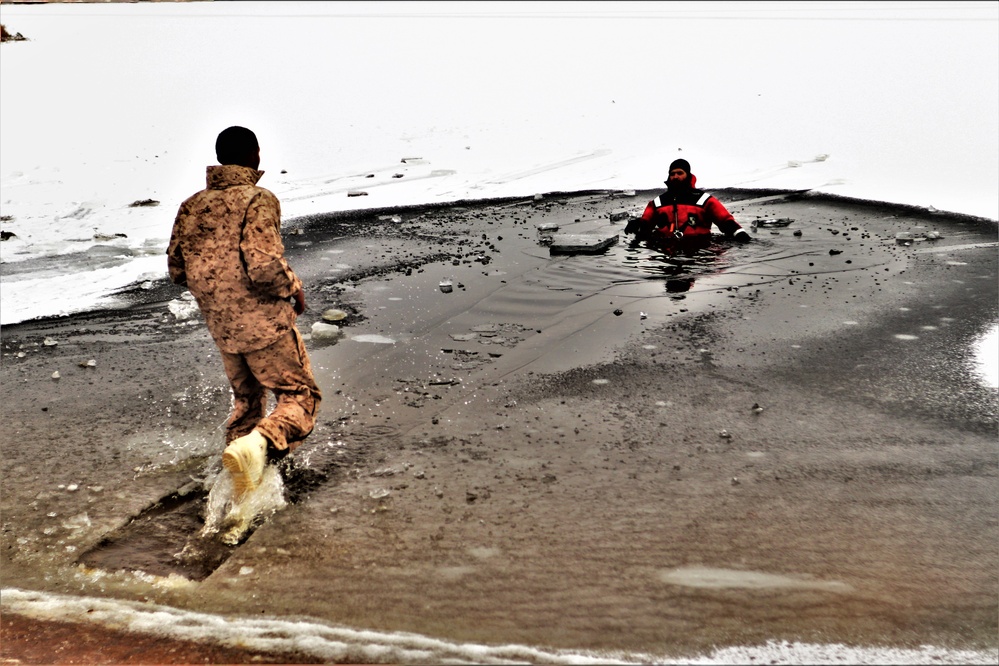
[669,158,691,174]
[216,126,259,165]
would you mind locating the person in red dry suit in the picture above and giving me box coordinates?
[625,158,751,248]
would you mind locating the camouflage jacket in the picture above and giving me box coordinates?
[167,165,302,354]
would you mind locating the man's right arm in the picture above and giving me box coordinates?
[166,206,188,287]
[625,201,657,236]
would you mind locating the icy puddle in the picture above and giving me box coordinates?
[77,467,287,581]
[659,566,853,593]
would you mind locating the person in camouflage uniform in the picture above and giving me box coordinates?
[167,126,321,500]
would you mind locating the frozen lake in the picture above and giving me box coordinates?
[1,1,996,326]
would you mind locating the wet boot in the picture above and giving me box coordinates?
[220,502,255,546]
[222,430,268,501]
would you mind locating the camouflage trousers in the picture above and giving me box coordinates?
[219,327,321,453]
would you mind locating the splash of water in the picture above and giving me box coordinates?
[199,465,287,545]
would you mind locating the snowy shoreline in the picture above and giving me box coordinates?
[3,586,997,666]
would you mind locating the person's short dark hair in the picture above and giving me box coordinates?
[215,126,259,165]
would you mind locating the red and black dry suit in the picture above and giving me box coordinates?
[629,174,748,246]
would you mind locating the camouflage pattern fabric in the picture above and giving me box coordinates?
[220,327,321,452]
[167,165,302,354]
[168,164,320,451]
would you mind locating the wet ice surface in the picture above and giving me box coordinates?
[659,566,853,594]
[2,191,997,663]
[295,192,997,398]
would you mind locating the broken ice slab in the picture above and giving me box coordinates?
[896,230,943,243]
[609,210,632,222]
[537,222,560,232]
[548,233,619,255]
[439,280,453,293]
[751,218,794,228]
[311,322,342,340]
[322,308,348,322]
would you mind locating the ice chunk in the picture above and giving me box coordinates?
[549,233,619,254]
[311,322,342,340]
[168,292,200,320]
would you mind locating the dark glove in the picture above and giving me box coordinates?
[292,288,307,315]
[733,229,752,243]
[624,218,642,235]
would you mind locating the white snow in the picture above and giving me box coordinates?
[2,586,997,666]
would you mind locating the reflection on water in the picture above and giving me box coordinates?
[665,277,694,293]
[619,234,736,292]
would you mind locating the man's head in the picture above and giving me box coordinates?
[667,158,692,187]
[215,126,260,169]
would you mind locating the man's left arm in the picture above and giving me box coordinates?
[240,191,303,299]
[706,197,751,242]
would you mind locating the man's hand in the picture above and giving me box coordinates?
[624,218,642,235]
[734,229,752,243]
[292,288,306,315]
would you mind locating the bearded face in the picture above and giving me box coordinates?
[667,168,690,190]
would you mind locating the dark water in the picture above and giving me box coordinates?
[77,487,225,581]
